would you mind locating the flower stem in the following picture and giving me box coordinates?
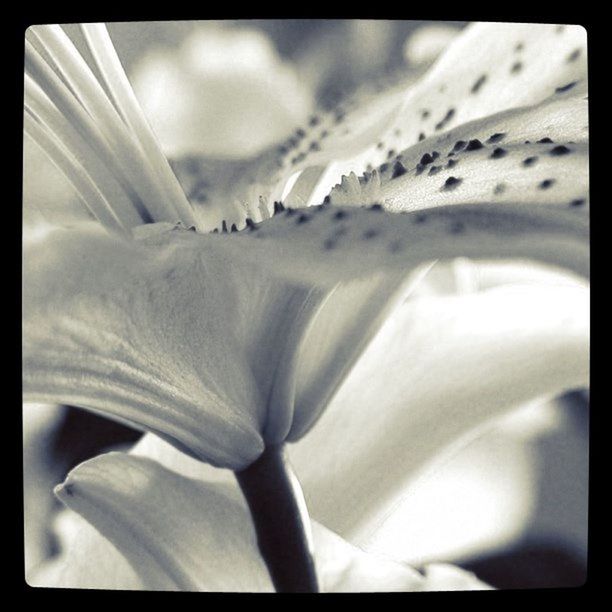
[235,445,319,593]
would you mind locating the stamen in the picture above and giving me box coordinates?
[25,75,143,229]
[24,110,126,233]
[80,23,200,230]
[25,39,152,225]
[27,26,180,225]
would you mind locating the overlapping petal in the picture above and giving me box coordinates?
[288,281,589,540]
[32,451,490,591]
[177,22,586,226]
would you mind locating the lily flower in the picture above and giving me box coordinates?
[23,20,589,591]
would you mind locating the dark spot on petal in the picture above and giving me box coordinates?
[285,207,296,216]
[273,201,285,214]
[414,212,427,223]
[309,142,321,152]
[212,228,219,234]
[490,147,507,159]
[391,161,407,179]
[443,176,463,190]
[245,218,258,231]
[221,220,228,233]
[550,145,572,156]
[428,165,442,176]
[432,151,440,160]
[435,108,456,131]
[465,139,484,151]
[320,130,329,139]
[510,61,523,74]
[452,140,467,152]
[394,128,402,137]
[362,228,379,239]
[446,158,458,168]
[323,238,337,250]
[450,221,465,234]
[537,137,554,144]
[522,156,538,167]
[486,133,506,144]
[471,74,487,94]
[555,81,578,94]
[387,149,396,160]
[297,213,311,224]
[370,203,384,211]
[567,48,581,63]
[556,25,565,33]
[377,142,385,150]
[418,132,426,142]
[420,153,434,166]
[333,210,348,220]
[538,179,556,190]
[515,42,524,52]
[296,128,306,139]
[570,198,586,207]
[421,110,430,120]
[322,195,331,205]
[494,183,506,195]
[380,163,389,173]
[308,115,320,127]
[230,223,238,233]
[388,240,403,253]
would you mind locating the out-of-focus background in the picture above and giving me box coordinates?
[23,20,589,589]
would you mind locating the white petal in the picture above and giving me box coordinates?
[330,89,588,210]
[289,283,589,541]
[47,451,490,591]
[131,24,313,159]
[23,223,268,468]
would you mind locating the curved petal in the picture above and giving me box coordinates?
[169,22,586,230]
[23,222,415,466]
[288,282,589,541]
[329,87,588,210]
[38,452,490,591]
[23,223,270,468]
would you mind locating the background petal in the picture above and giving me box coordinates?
[288,282,589,542]
[41,451,490,591]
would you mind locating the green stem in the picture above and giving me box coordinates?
[235,445,320,593]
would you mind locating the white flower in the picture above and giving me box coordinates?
[23,21,589,591]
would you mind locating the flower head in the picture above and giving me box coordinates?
[23,20,589,591]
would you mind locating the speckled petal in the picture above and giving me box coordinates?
[171,23,586,230]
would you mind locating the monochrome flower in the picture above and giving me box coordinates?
[23,21,589,591]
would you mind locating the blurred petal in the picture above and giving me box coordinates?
[403,24,462,67]
[23,135,92,229]
[289,283,589,541]
[43,452,490,591]
[131,24,313,159]
[23,403,68,572]
[27,508,142,589]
